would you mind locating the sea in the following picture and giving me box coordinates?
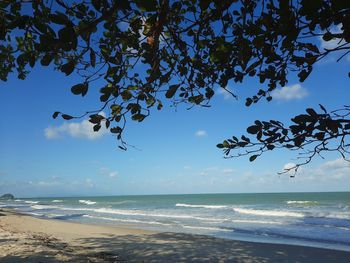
[1,192,350,251]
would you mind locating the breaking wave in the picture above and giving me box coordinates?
[25,201,39,204]
[175,203,227,209]
[83,215,174,226]
[233,208,304,218]
[31,205,57,210]
[60,207,226,222]
[79,200,96,205]
[232,219,285,225]
[52,200,63,203]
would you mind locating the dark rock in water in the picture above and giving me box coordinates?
[0,193,15,200]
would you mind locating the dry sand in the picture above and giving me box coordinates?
[0,208,349,262]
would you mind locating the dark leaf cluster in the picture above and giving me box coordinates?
[218,105,350,173]
[1,0,349,155]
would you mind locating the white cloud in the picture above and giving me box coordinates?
[198,166,235,177]
[281,162,298,176]
[99,167,118,179]
[282,158,350,181]
[321,158,350,171]
[195,130,208,137]
[222,168,236,175]
[283,162,297,171]
[319,24,345,50]
[217,87,235,100]
[109,171,118,178]
[44,119,108,140]
[199,171,209,176]
[271,84,308,101]
[320,36,346,51]
[319,24,350,62]
[198,167,217,176]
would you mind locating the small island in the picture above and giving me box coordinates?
[0,193,15,200]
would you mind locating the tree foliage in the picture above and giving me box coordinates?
[218,106,350,173]
[1,0,349,170]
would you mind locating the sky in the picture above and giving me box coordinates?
[1,32,350,198]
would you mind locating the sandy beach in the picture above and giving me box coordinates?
[0,209,349,262]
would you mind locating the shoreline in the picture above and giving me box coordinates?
[7,207,350,253]
[1,208,350,262]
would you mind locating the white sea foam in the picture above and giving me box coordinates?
[27,212,43,216]
[181,225,232,232]
[83,215,173,226]
[61,207,225,222]
[52,200,63,203]
[286,201,318,205]
[94,208,225,221]
[25,201,39,204]
[79,200,96,205]
[232,219,285,225]
[175,203,228,209]
[335,226,350,231]
[233,208,304,218]
[31,205,57,210]
[324,212,350,220]
[46,213,67,218]
[14,199,23,202]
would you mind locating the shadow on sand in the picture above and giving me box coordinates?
[1,232,350,263]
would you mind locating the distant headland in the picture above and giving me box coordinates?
[0,193,15,200]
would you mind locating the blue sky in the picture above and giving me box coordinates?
[1,35,350,198]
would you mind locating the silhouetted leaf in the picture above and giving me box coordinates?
[89,114,104,124]
[217,143,224,149]
[61,61,75,76]
[245,98,253,106]
[315,132,325,140]
[93,124,101,132]
[267,144,275,150]
[249,155,258,162]
[111,126,122,134]
[165,84,180,98]
[71,83,88,96]
[41,54,54,66]
[121,90,132,100]
[306,108,317,117]
[62,114,73,120]
[134,0,157,11]
[319,104,327,114]
[199,0,211,10]
[247,125,259,134]
[90,49,96,67]
[92,0,101,11]
[52,112,60,119]
[205,88,214,99]
[132,113,146,122]
[50,13,69,25]
[322,32,333,41]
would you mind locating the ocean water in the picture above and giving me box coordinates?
[1,192,350,251]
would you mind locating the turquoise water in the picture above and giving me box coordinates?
[1,192,350,251]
